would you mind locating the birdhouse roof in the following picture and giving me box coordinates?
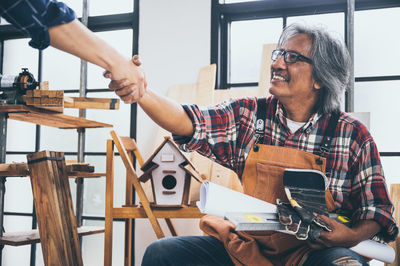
[140,136,201,183]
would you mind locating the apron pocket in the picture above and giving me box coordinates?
[255,163,288,204]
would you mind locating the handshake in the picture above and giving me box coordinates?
[104,55,147,104]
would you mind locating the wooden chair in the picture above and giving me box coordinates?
[104,130,203,266]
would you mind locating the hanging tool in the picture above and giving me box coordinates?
[0,68,39,104]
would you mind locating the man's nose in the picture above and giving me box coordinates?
[271,54,286,69]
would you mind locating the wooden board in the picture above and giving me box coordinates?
[0,105,112,129]
[64,97,120,110]
[27,151,83,266]
[0,162,101,177]
[112,206,203,219]
[0,162,29,176]
[386,184,400,266]
[0,226,104,246]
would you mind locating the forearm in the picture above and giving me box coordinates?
[138,90,194,137]
[48,19,130,79]
[351,219,381,244]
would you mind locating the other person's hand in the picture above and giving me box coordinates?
[104,55,147,104]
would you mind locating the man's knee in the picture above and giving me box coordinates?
[142,238,173,265]
[331,255,364,266]
[305,247,367,266]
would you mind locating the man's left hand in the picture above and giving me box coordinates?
[307,214,357,249]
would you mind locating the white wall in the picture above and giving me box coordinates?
[135,0,211,265]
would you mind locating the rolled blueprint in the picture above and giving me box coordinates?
[349,239,395,264]
[196,181,277,217]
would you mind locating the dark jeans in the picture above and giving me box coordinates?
[141,235,368,266]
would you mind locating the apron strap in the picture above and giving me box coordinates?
[253,97,267,151]
[255,97,340,160]
[255,97,267,144]
[316,111,340,165]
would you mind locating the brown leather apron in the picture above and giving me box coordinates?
[200,145,336,266]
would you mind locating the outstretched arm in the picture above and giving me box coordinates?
[106,56,194,137]
[49,19,146,101]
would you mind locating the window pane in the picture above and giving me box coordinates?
[3,216,32,266]
[90,0,133,16]
[85,91,131,152]
[381,157,400,189]
[42,47,81,90]
[83,155,126,215]
[2,39,38,77]
[65,0,83,17]
[355,8,400,77]
[82,220,112,266]
[87,29,133,90]
[230,18,282,83]
[287,12,345,39]
[4,155,33,213]
[354,80,400,152]
[6,120,36,151]
[39,93,80,152]
[83,156,106,216]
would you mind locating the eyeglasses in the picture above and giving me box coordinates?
[271,49,312,64]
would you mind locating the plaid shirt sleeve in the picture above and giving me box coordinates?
[0,0,76,49]
[173,97,258,175]
[349,134,398,242]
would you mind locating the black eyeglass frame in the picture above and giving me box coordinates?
[271,49,313,64]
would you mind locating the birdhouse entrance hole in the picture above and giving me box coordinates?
[162,175,177,190]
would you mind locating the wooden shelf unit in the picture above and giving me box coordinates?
[0,103,114,264]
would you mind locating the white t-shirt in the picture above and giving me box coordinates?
[286,117,306,133]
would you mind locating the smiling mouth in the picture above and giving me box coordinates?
[271,74,289,82]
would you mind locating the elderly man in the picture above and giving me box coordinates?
[109,24,398,266]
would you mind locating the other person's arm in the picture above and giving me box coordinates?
[49,20,146,101]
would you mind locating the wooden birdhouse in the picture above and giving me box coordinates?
[139,137,201,207]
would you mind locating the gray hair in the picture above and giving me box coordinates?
[278,23,351,114]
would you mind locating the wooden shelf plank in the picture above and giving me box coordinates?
[112,206,204,219]
[64,97,120,110]
[0,162,104,178]
[0,105,112,129]
[68,172,106,178]
[0,226,104,246]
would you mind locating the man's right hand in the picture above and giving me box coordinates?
[105,55,147,104]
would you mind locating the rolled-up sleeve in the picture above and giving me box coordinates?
[351,139,398,242]
[173,98,257,173]
[0,0,76,49]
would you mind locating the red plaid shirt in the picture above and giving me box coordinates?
[174,96,398,242]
